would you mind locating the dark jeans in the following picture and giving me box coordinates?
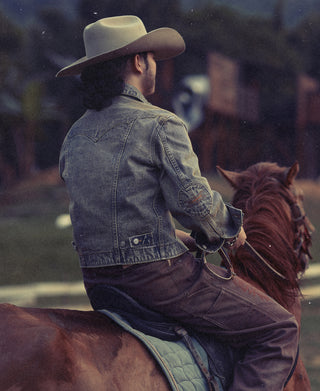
[84,252,299,391]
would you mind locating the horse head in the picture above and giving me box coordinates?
[217,162,314,309]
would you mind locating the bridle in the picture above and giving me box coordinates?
[243,199,313,281]
[196,187,313,282]
[290,202,313,277]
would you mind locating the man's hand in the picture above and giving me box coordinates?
[177,227,246,252]
[234,226,247,249]
[225,226,247,249]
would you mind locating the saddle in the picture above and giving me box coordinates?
[89,285,238,391]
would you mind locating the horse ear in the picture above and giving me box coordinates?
[285,162,299,187]
[216,166,241,189]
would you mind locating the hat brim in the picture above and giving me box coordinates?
[56,27,185,77]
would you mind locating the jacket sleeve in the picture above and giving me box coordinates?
[153,115,243,244]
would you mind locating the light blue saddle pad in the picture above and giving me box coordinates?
[99,309,223,391]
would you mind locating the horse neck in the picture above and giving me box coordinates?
[232,186,301,309]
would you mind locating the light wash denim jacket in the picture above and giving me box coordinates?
[59,84,243,267]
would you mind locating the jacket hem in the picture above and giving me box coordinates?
[78,241,188,268]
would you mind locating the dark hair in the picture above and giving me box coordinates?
[80,52,149,111]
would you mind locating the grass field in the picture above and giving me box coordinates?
[0,168,319,389]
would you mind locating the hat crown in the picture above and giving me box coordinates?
[84,16,147,59]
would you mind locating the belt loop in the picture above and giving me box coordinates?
[167,259,172,267]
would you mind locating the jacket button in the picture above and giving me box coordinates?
[133,238,140,245]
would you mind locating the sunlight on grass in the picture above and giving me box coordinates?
[0,216,80,285]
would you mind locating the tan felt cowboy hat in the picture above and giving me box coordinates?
[56,15,186,77]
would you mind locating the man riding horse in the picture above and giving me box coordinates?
[57,15,298,390]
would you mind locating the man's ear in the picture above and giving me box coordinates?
[132,54,144,74]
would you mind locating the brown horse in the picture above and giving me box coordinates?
[217,161,313,391]
[0,162,313,391]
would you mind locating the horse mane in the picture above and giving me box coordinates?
[230,162,303,309]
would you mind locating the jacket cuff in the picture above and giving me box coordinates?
[225,204,243,237]
[192,204,243,253]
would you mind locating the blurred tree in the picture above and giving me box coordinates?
[176,4,301,126]
[78,0,182,29]
[178,5,301,75]
[0,11,24,187]
[18,81,43,176]
[25,7,84,171]
[1,1,320,185]
[288,14,320,81]
[0,6,85,187]
[273,0,285,32]
[28,7,84,114]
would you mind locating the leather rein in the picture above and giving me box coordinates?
[197,198,313,282]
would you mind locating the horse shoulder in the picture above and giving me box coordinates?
[285,356,311,391]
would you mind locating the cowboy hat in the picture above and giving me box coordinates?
[56,15,185,77]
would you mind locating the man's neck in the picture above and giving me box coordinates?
[124,75,144,96]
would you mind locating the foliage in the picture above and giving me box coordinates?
[177,5,302,77]
[0,11,24,113]
[78,0,181,29]
[287,13,320,80]
[1,1,320,185]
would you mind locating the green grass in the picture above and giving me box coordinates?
[0,216,80,285]
[300,298,320,390]
[0,183,81,285]
[303,195,320,263]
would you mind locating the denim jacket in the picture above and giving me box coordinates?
[59,84,243,267]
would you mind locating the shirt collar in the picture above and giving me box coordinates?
[121,84,150,104]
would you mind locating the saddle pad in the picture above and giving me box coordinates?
[99,309,223,391]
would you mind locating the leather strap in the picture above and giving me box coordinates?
[175,327,219,391]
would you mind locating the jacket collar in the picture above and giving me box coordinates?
[121,83,150,104]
